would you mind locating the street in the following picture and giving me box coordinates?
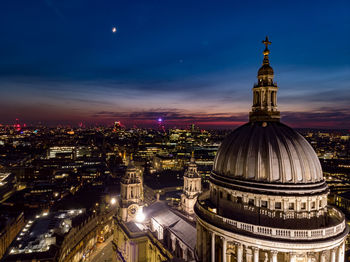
[88,236,117,262]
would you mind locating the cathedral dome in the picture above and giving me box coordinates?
[213,36,322,184]
[213,121,323,184]
[195,38,348,262]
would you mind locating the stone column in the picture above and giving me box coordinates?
[222,237,227,262]
[246,247,252,262]
[171,234,175,251]
[271,250,278,262]
[320,251,326,262]
[338,242,345,262]
[307,252,314,262]
[211,232,215,262]
[289,252,296,262]
[183,247,188,261]
[267,91,271,110]
[236,244,243,262]
[331,248,336,262]
[252,247,259,262]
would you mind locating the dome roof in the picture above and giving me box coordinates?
[213,121,323,184]
[258,64,274,76]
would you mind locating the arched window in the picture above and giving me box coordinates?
[271,91,274,106]
[256,92,260,106]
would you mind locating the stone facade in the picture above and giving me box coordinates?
[195,38,348,262]
[181,154,202,215]
[120,161,144,222]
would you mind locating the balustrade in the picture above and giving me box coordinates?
[196,200,345,241]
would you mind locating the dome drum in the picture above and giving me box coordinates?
[195,192,347,243]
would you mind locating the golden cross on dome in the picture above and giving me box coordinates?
[262,36,271,49]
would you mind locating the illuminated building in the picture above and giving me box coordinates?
[119,160,144,222]
[113,221,173,262]
[195,38,348,262]
[0,173,17,202]
[5,210,84,261]
[181,152,202,216]
[0,212,24,260]
[114,162,173,261]
[114,121,122,132]
[114,160,197,261]
[153,155,180,171]
[48,146,75,159]
[4,206,116,262]
[157,118,165,132]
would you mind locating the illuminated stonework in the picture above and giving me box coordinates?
[120,160,144,222]
[195,38,349,262]
[181,153,202,215]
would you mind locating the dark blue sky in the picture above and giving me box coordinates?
[0,0,349,128]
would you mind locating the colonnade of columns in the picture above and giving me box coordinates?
[206,231,345,262]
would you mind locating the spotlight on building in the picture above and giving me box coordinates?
[110,197,116,205]
[135,209,145,223]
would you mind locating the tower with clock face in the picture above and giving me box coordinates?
[181,152,202,215]
[120,160,144,222]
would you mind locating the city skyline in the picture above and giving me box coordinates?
[1,0,350,128]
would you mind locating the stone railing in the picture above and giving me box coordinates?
[195,194,346,241]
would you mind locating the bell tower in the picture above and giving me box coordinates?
[120,159,144,222]
[181,152,202,215]
[249,36,280,122]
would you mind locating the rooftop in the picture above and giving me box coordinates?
[7,209,84,257]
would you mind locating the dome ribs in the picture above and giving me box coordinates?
[269,123,283,182]
[213,122,323,184]
[275,125,292,182]
[293,132,312,182]
[244,123,259,180]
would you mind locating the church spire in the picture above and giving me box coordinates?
[249,37,280,122]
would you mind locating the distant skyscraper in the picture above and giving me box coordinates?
[157,118,165,132]
[113,121,122,132]
[195,37,348,262]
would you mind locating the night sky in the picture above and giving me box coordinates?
[0,0,349,128]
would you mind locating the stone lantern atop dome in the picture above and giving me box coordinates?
[250,36,280,122]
